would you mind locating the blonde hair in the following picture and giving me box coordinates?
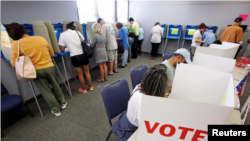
[92,23,103,35]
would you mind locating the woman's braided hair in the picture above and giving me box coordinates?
[140,64,170,97]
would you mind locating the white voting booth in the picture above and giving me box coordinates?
[196,42,240,59]
[1,23,12,60]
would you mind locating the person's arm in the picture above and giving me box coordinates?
[10,41,18,67]
[236,28,244,43]
[90,34,97,47]
[194,32,205,43]
[58,34,66,52]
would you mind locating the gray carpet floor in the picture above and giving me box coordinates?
[1,53,250,141]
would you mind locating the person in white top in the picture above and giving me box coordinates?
[113,64,172,141]
[191,23,206,57]
[59,22,93,94]
[150,22,163,60]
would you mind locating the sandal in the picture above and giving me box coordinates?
[104,78,108,81]
[108,72,113,75]
[113,70,118,73]
[96,79,105,83]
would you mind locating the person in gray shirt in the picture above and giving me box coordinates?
[90,23,108,83]
[97,18,118,75]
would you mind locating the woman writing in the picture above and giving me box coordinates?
[89,23,108,82]
[113,64,171,140]
[7,23,66,116]
[59,22,93,93]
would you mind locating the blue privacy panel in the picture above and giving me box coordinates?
[81,23,88,42]
[22,24,34,36]
[166,25,182,40]
[161,24,166,38]
[205,26,218,34]
[183,25,199,41]
[52,23,63,42]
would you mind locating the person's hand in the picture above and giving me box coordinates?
[202,40,206,43]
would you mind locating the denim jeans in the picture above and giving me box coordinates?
[128,44,132,62]
[121,49,128,66]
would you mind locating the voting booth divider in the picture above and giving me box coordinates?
[135,43,240,141]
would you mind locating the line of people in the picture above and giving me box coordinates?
[5,17,144,116]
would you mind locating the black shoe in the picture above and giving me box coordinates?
[128,61,131,62]
[119,66,125,68]
[132,57,137,59]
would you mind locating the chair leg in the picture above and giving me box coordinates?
[106,130,113,141]
[23,103,35,117]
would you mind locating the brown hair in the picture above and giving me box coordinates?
[198,23,206,29]
[116,22,123,29]
[5,22,27,40]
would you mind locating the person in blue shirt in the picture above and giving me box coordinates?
[116,22,129,68]
[202,28,216,47]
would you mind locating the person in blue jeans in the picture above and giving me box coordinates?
[202,28,216,47]
[116,22,129,68]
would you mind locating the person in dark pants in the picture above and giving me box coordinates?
[150,22,163,60]
[129,17,140,59]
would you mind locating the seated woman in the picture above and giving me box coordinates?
[6,23,66,116]
[89,23,108,82]
[59,22,93,93]
[113,64,171,141]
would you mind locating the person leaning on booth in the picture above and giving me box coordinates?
[116,22,130,68]
[97,18,118,75]
[89,23,108,83]
[191,23,206,56]
[59,22,93,93]
[161,48,192,93]
[220,17,244,43]
[113,64,172,141]
[6,23,67,116]
[150,22,163,60]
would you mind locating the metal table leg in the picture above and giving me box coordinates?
[52,58,72,98]
[29,81,43,117]
[181,40,185,48]
[177,40,180,50]
[61,56,72,97]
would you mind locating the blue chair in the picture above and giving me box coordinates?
[163,52,174,61]
[1,84,34,137]
[130,65,148,89]
[181,25,199,48]
[165,25,182,51]
[22,24,34,36]
[101,79,131,141]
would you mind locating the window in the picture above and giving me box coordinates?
[97,0,115,22]
[76,0,97,23]
[117,0,128,22]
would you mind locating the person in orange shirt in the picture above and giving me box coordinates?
[6,23,66,116]
[220,17,244,43]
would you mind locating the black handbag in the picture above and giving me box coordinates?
[76,31,93,58]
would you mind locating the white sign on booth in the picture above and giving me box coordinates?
[1,23,12,60]
[169,64,235,107]
[137,95,233,141]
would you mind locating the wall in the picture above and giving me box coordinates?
[129,1,250,56]
[1,1,79,24]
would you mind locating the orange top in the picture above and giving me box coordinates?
[11,36,54,70]
[220,25,244,43]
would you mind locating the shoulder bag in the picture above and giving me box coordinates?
[76,31,93,58]
[15,41,36,81]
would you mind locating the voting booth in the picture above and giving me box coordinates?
[195,42,240,59]
[22,23,34,36]
[181,25,198,48]
[164,24,182,53]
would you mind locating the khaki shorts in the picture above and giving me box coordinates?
[107,49,118,62]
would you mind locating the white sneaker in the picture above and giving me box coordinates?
[51,110,61,116]
[61,102,67,110]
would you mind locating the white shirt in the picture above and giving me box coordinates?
[59,29,84,57]
[161,60,175,85]
[191,30,202,47]
[127,85,143,127]
[151,25,163,43]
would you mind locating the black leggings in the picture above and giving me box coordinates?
[151,43,160,57]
